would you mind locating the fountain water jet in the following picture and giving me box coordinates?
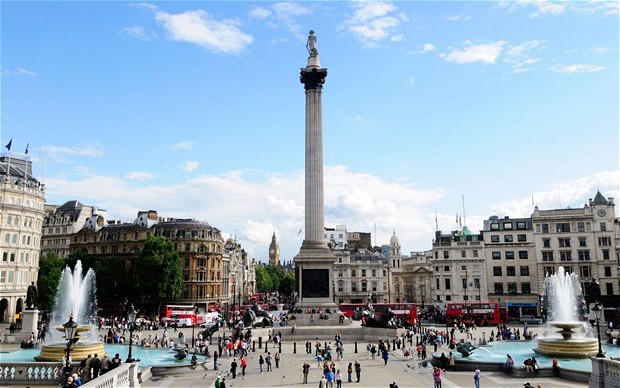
[35,261,104,361]
[535,266,598,358]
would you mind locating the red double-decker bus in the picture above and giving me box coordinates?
[445,302,506,326]
[340,302,418,325]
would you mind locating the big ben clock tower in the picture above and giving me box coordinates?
[269,231,280,266]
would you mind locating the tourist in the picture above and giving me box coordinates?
[448,352,455,371]
[347,362,353,382]
[111,353,122,369]
[335,369,342,388]
[504,354,514,374]
[214,375,221,388]
[366,341,372,359]
[354,360,361,383]
[325,369,335,388]
[258,354,265,374]
[230,358,237,379]
[240,356,247,376]
[382,349,390,365]
[91,354,101,379]
[552,357,561,377]
[432,367,444,388]
[319,374,327,388]
[275,352,280,368]
[219,377,227,388]
[302,361,310,384]
[523,357,534,373]
[213,350,219,370]
[474,366,481,388]
[531,356,539,374]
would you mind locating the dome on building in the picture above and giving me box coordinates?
[390,230,400,246]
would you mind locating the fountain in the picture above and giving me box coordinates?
[534,266,598,358]
[35,261,105,361]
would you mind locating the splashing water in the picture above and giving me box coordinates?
[48,260,98,342]
[544,266,581,323]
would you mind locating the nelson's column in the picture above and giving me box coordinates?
[294,30,338,312]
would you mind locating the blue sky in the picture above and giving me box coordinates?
[2,1,618,262]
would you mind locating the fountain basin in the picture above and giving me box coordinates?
[34,341,106,362]
[534,321,597,358]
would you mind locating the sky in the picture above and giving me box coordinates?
[2,1,618,263]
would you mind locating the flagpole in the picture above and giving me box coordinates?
[462,194,467,227]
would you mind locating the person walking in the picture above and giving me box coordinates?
[266,352,273,371]
[240,356,247,376]
[335,369,342,388]
[347,362,353,383]
[274,352,280,368]
[448,352,455,371]
[259,354,265,374]
[302,361,310,384]
[213,350,219,370]
[382,349,389,365]
[354,360,361,383]
[230,359,237,379]
[433,367,444,388]
[474,366,481,388]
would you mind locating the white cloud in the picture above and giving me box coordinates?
[503,40,545,72]
[171,141,195,150]
[1,68,38,77]
[444,41,507,64]
[153,8,254,54]
[420,43,436,53]
[250,2,312,41]
[408,77,415,85]
[497,1,616,18]
[549,64,605,73]
[341,1,408,47]
[121,26,152,41]
[591,47,613,55]
[249,6,271,19]
[43,144,104,162]
[444,14,472,22]
[180,161,199,171]
[124,171,155,181]
[530,2,566,17]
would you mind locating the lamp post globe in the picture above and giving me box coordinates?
[592,301,605,358]
[126,304,138,363]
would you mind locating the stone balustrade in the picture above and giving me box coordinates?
[590,356,620,388]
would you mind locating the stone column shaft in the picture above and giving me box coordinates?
[305,88,324,242]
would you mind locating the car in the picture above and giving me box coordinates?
[519,315,543,324]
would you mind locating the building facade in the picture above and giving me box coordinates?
[268,232,280,266]
[0,155,45,322]
[482,216,539,319]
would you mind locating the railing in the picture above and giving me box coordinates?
[0,362,141,387]
[590,356,620,388]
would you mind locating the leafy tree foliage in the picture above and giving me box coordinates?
[255,265,273,292]
[265,265,285,291]
[278,273,295,297]
[132,235,182,312]
[95,256,130,303]
[37,252,65,311]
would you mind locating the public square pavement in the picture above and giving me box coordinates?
[144,324,588,388]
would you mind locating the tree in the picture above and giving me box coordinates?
[133,235,182,313]
[37,252,65,311]
[278,273,295,298]
[265,265,285,292]
[255,265,273,292]
[95,256,130,305]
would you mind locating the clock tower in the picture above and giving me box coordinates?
[269,231,280,266]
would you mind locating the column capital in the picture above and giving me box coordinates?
[300,67,328,90]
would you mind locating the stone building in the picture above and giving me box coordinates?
[0,154,45,322]
[333,247,389,304]
[70,210,225,312]
[268,231,279,266]
[400,250,434,308]
[532,191,618,303]
[41,200,106,259]
[482,216,539,319]
[224,236,256,311]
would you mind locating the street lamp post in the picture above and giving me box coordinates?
[126,304,137,363]
[63,314,78,381]
[591,301,606,358]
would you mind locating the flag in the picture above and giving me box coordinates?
[5,138,12,151]
[25,143,29,155]
[297,229,302,237]
[456,212,458,223]
[459,215,462,227]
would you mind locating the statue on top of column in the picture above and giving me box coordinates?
[306,30,318,57]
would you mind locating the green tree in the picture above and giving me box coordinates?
[278,273,295,297]
[255,265,273,292]
[133,235,182,313]
[37,252,65,311]
[265,265,285,291]
[95,256,130,304]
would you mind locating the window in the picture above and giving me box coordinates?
[338,270,343,278]
[578,251,590,261]
[520,266,530,276]
[443,251,449,259]
[503,222,513,230]
[338,282,344,292]
[436,278,440,290]
[605,267,612,277]
[579,238,587,247]
[461,265,467,271]
[494,283,504,294]
[544,266,554,276]
[603,250,610,260]
[606,283,614,296]
[543,239,551,248]
[492,251,501,260]
[461,250,466,258]
[580,266,591,278]
[462,278,467,289]
[351,269,356,277]
[542,224,549,233]
[474,278,480,289]
[542,251,554,261]
[444,265,450,271]
[504,235,513,243]
[598,237,612,246]
[445,278,451,290]
[2,252,7,261]
[556,223,570,232]
[361,269,366,277]
[519,251,528,260]
[446,295,452,301]
[491,235,500,243]
[383,270,386,277]
[473,250,478,258]
[435,266,439,272]
[517,221,527,230]
[522,283,531,294]
[505,251,515,260]
[493,266,502,276]
[560,251,572,261]
[517,234,527,242]
[361,282,367,292]
[490,223,499,230]
[351,283,357,292]
[577,222,585,232]
[558,238,571,247]
[507,266,516,276]
[600,223,607,232]
[507,282,517,294]
[372,269,376,277]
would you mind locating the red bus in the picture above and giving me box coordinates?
[340,303,418,325]
[162,304,201,325]
[445,302,506,326]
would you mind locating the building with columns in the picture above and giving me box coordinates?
[0,154,45,323]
